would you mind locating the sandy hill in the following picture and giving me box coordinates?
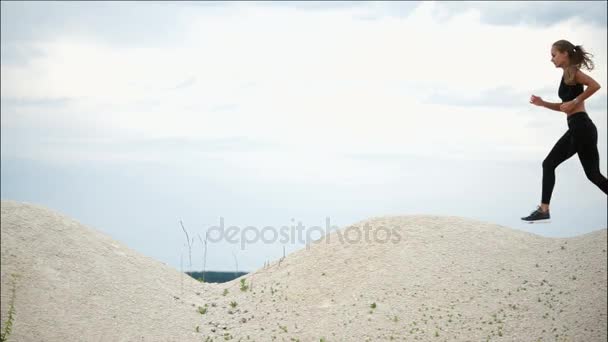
[1,200,606,341]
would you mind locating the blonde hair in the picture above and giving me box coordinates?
[553,39,595,85]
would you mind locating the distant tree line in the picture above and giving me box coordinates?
[186,271,248,283]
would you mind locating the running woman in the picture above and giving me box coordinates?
[523,39,607,223]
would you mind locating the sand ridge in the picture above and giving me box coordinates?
[1,200,606,341]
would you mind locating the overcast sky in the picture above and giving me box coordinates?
[2,1,607,272]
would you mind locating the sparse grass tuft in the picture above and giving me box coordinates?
[240,278,249,291]
[1,274,18,342]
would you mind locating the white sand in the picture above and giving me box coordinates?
[1,200,606,341]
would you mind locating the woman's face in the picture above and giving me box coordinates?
[551,46,569,68]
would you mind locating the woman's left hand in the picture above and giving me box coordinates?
[559,100,577,113]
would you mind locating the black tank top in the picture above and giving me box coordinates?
[558,76,584,102]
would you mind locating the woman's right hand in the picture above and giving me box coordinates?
[529,95,544,107]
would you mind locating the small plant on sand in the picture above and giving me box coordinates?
[230,301,238,308]
[370,302,377,309]
[1,274,18,342]
[223,289,229,296]
[240,278,249,291]
[198,306,207,314]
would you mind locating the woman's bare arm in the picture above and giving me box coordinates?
[531,70,601,113]
[573,69,601,103]
[540,100,563,112]
[530,95,562,112]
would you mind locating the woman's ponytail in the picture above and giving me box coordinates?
[571,44,595,71]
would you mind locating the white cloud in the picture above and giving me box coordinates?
[1,1,606,178]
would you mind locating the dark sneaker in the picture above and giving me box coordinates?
[521,206,551,223]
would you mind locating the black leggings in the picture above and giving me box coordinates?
[542,112,608,204]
